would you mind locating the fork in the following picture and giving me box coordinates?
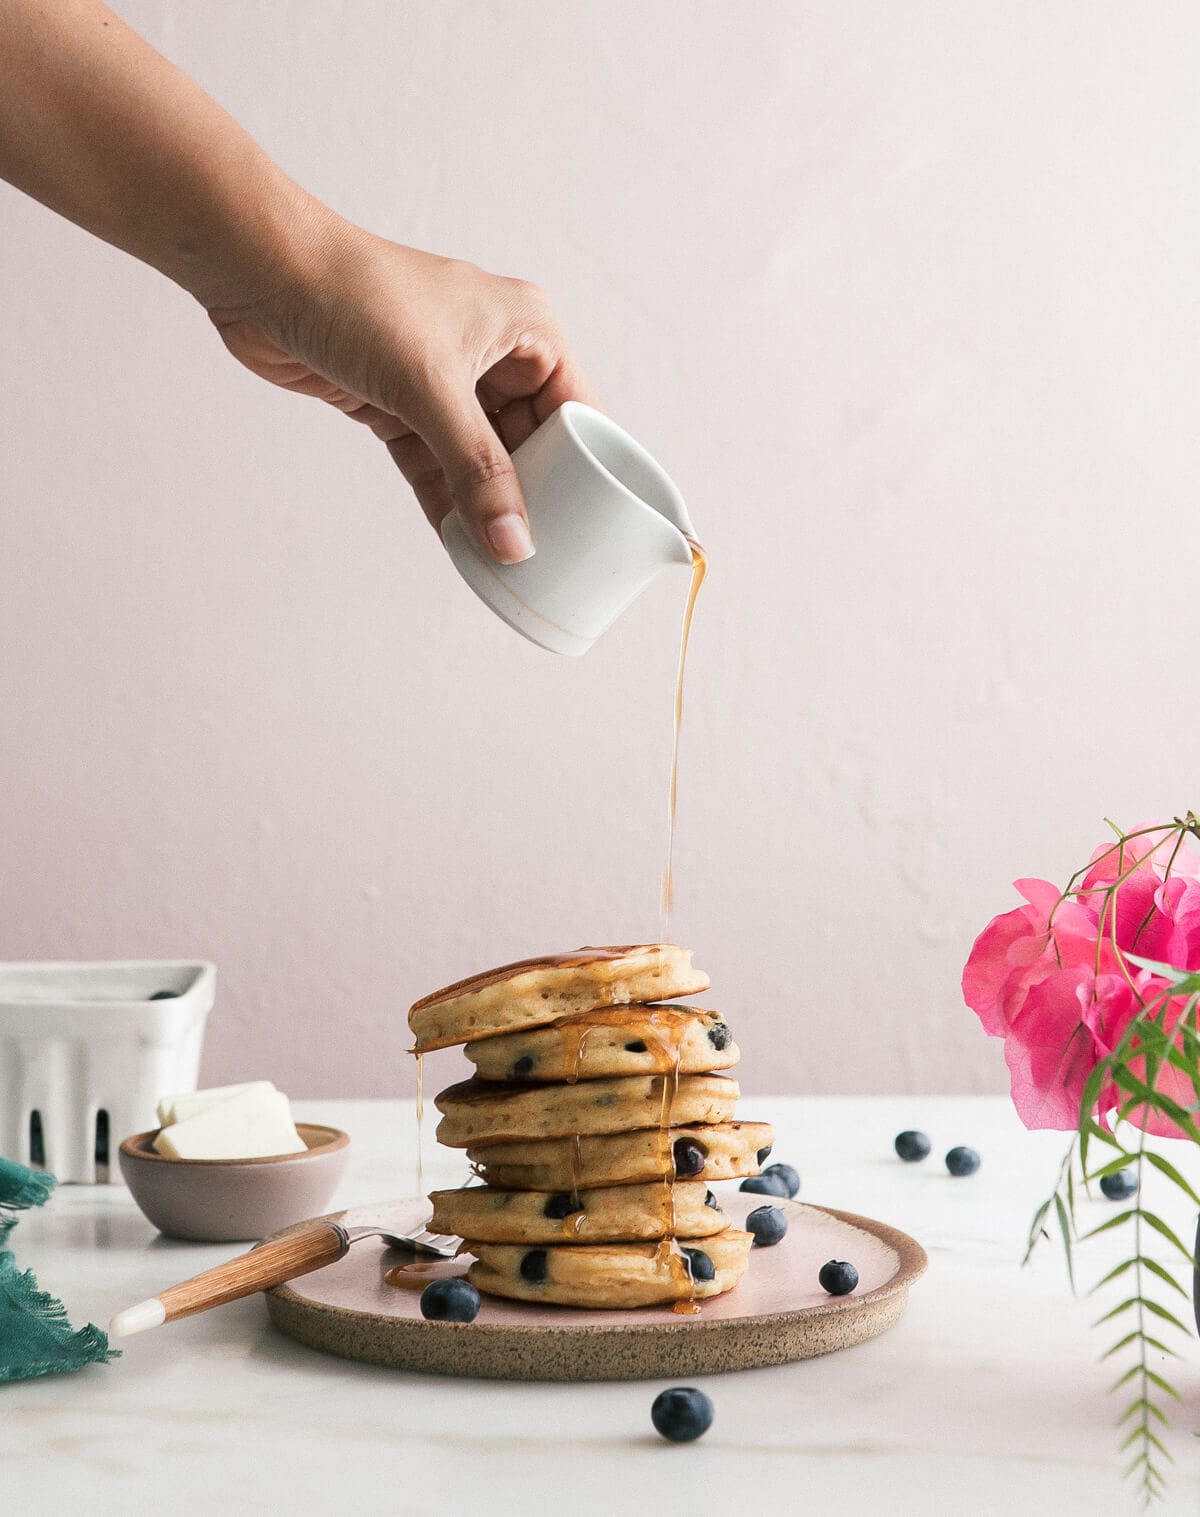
[109,1218,463,1337]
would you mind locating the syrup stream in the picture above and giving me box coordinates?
[660,538,707,943]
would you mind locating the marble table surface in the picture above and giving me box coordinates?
[5,1094,1200,1516]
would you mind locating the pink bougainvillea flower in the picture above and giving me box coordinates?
[962,825,1200,1134]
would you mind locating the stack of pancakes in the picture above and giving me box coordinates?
[408,945,775,1310]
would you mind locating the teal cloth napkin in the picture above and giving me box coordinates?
[0,1157,118,1381]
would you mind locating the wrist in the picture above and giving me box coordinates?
[165,169,349,315]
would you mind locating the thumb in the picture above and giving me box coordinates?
[418,386,535,565]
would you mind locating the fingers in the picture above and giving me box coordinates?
[412,384,535,564]
[386,431,455,535]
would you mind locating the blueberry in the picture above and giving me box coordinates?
[682,1247,715,1282]
[894,1130,932,1162]
[1100,1168,1139,1200]
[762,1162,800,1198]
[673,1138,706,1177]
[707,1022,733,1051]
[703,1189,718,1209]
[739,1173,790,1197]
[651,1386,714,1443]
[519,1249,548,1284]
[756,1144,773,1165]
[543,1192,583,1220]
[945,1146,981,1177]
[148,989,179,1001]
[419,1277,481,1322]
[818,1259,858,1295]
[624,1040,648,1053]
[510,1055,534,1079]
[746,1205,788,1247]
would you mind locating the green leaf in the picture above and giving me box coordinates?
[1110,1363,1141,1391]
[1087,1154,1139,1181]
[1100,1330,1141,1359]
[1140,1335,1183,1360]
[1055,1194,1076,1293]
[1144,1369,1181,1400]
[1139,1257,1190,1300]
[1094,1295,1141,1326]
[1124,953,1200,988]
[1139,1210,1195,1265]
[1084,1117,1122,1148]
[1118,1396,1168,1426]
[1139,1299,1194,1334]
[1143,1151,1200,1209]
[1082,1208,1137,1242]
[1090,1258,1138,1294]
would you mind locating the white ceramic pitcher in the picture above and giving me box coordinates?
[441,401,697,656]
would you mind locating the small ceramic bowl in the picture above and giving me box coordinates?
[118,1123,350,1242]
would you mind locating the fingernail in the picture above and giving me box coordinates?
[486,514,535,564]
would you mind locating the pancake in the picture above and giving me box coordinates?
[435,1072,739,1148]
[466,1227,753,1309]
[428,1179,727,1245]
[408,945,709,1053]
[466,1120,775,1192]
[464,1003,738,1083]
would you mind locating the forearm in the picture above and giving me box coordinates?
[0,0,330,306]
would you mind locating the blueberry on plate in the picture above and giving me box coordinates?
[762,1162,800,1198]
[746,1205,787,1247]
[945,1146,981,1177]
[739,1173,790,1197]
[419,1277,480,1323]
[818,1259,858,1296]
[651,1386,714,1443]
[894,1130,932,1162]
[1099,1168,1139,1200]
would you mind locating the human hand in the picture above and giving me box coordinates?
[208,222,597,563]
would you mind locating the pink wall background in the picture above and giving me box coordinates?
[3,3,1199,1099]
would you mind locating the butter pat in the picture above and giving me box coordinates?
[156,1080,277,1127]
[153,1088,306,1160]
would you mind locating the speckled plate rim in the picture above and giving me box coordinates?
[263,1200,927,1380]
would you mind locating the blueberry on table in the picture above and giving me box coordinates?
[894,1130,932,1162]
[945,1146,981,1177]
[739,1173,790,1197]
[1100,1168,1138,1200]
[762,1162,800,1198]
[818,1259,858,1296]
[673,1138,706,1177]
[682,1247,716,1282]
[419,1278,480,1323]
[651,1386,714,1443]
[746,1205,788,1247]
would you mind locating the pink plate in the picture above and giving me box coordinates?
[264,1193,927,1380]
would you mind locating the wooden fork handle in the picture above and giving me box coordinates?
[157,1223,348,1323]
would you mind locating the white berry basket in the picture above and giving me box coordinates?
[0,961,215,1184]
